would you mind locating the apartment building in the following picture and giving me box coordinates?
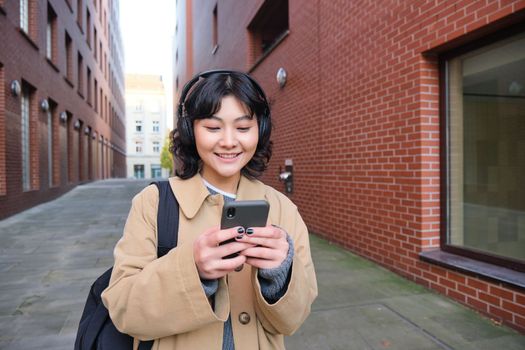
[0,0,126,219]
[125,74,168,179]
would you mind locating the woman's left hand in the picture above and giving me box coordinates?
[236,225,289,269]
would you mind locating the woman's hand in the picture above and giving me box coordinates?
[237,225,289,269]
[193,226,254,280]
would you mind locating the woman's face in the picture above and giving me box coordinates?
[194,95,259,190]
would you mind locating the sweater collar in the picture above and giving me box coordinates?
[168,174,266,219]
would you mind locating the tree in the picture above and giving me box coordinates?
[160,134,173,176]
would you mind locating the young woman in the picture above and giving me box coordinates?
[102,70,317,349]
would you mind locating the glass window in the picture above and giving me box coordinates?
[133,164,144,179]
[21,89,30,191]
[153,141,160,153]
[248,0,289,64]
[20,0,28,33]
[65,32,73,81]
[212,5,218,52]
[444,31,525,267]
[135,141,142,153]
[135,99,143,112]
[152,120,160,133]
[151,164,162,179]
[135,120,142,132]
[47,110,53,187]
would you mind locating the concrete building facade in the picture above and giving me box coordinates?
[0,0,126,219]
[173,0,525,332]
[125,74,168,179]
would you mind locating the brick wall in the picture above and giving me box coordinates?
[0,64,5,196]
[182,0,525,332]
[0,0,126,219]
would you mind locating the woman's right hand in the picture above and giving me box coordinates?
[193,226,254,280]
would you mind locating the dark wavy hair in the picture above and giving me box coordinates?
[170,71,273,179]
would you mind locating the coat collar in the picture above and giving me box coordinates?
[169,174,266,219]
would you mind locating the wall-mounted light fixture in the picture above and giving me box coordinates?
[276,68,287,88]
[99,135,103,141]
[10,80,21,97]
[84,127,90,135]
[59,111,68,123]
[40,99,50,112]
[74,120,81,129]
[92,131,97,139]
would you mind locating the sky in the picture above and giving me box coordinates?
[119,0,176,128]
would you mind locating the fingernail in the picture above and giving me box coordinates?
[237,227,245,234]
[246,228,254,235]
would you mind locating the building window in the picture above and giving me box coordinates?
[46,3,57,62]
[47,100,58,187]
[134,164,144,179]
[76,0,83,31]
[151,164,162,178]
[21,86,31,191]
[46,109,53,187]
[442,31,525,270]
[20,0,29,33]
[135,100,143,112]
[248,0,289,65]
[94,79,98,112]
[135,120,142,132]
[86,9,91,47]
[87,67,92,104]
[152,120,160,133]
[0,65,5,196]
[135,142,143,153]
[65,32,73,82]
[77,53,84,96]
[153,141,160,153]
[212,4,218,53]
[94,27,98,60]
[100,88,103,117]
[99,42,103,70]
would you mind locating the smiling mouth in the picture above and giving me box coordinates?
[215,153,242,159]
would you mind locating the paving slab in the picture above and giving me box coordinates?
[287,235,525,349]
[0,179,523,349]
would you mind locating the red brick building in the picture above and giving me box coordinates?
[174,0,525,332]
[0,0,126,219]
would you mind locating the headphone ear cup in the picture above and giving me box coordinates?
[180,116,194,144]
[258,106,270,143]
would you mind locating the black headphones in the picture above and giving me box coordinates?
[177,69,271,145]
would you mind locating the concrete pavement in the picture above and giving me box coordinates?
[0,179,523,349]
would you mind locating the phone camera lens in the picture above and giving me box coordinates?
[226,207,236,219]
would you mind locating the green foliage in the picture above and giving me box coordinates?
[160,134,173,176]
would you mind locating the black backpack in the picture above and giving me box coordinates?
[74,181,179,350]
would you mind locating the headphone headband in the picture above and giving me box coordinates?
[177,69,268,118]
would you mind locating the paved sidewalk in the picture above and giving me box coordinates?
[0,179,523,349]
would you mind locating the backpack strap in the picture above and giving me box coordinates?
[151,180,179,257]
[136,181,179,350]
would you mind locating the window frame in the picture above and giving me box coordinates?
[247,0,290,69]
[0,64,5,196]
[152,141,160,153]
[439,26,525,272]
[20,86,31,191]
[46,4,58,62]
[20,0,29,33]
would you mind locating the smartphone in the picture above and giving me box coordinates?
[220,200,270,258]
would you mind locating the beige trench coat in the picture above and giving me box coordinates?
[101,174,318,349]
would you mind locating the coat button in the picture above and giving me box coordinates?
[239,312,251,325]
[234,264,243,272]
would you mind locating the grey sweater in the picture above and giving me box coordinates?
[202,189,294,350]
